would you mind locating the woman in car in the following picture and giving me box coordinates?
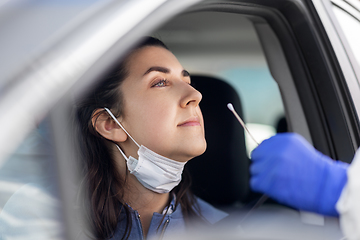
[76,37,227,240]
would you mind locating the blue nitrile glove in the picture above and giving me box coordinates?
[250,133,349,216]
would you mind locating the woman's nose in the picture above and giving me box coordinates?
[180,82,202,108]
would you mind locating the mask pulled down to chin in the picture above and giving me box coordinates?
[104,108,186,193]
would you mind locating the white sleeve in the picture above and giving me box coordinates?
[336,148,360,240]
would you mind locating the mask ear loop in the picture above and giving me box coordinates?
[115,144,129,162]
[103,107,140,148]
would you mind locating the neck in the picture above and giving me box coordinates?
[123,174,170,213]
[123,174,170,238]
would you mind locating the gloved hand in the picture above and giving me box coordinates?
[250,133,349,216]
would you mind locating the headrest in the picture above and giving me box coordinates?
[186,75,250,208]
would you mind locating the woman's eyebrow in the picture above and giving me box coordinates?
[143,66,170,76]
[143,67,190,77]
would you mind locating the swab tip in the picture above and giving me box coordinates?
[227,103,234,111]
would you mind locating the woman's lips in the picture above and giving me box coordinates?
[178,117,201,127]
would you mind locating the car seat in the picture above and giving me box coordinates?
[186,75,250,211]
[276,116,288,133]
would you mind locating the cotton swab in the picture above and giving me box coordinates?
[227,103,267,222]
[227,103,259,146]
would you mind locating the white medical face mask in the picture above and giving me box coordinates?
[104,108,186,193]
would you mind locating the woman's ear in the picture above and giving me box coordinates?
[91,109,127,142]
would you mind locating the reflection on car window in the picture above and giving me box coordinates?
[0,0,106,88]
[332,4,360,67]
[0,120,65,240]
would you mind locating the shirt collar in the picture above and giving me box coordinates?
[162,193,176,215]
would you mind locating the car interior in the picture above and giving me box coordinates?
[153,11,286,211]
[187,75,250,210]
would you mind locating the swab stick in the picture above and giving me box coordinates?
[227,103,259,146]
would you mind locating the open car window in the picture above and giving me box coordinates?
[155,12,285,156]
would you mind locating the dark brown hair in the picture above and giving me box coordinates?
[76,37,202,240]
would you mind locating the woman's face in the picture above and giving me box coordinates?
[118,46,206,162]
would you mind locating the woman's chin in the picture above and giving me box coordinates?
[183,141,207,162]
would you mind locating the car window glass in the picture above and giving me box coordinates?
[155,12,285,155]
[0,120,65,239]
[332,4,360,67]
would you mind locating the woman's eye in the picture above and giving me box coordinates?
[152,79,169,87]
